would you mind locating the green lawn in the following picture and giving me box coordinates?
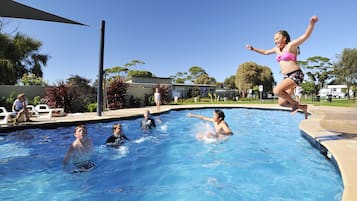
[172,97,357,107]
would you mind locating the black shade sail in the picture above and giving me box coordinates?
[0,0,86,26]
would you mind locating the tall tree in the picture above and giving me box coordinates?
[235,62,274,97]
[334,48,357,98]
[188,66,206,83]
[194,73,215,85]
[105,66,129,79]
[170,71,188,83]
[104,59,147,80]
[298,56,334,94]
[0,33,16,84]
[127,70,154,77]
[223,75,237,89]
[0,32,48,84]
[19,73,48,86]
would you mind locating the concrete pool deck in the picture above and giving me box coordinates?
[1,104,356,201]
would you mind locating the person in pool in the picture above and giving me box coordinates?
[105,123,129,147]
[63,125,95,172]
[246,16,318,119]
[187,109,233,140]
[140,110,156,130]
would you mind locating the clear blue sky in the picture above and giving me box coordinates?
[4,0,357,85]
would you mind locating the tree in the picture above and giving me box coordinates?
[127,70,154,77]
[235,62,274,97]
[223,75,237,89]
[259,66,274,92]
[170,71,188,83]
[125,59,145,69]
[104,59,148,80]
[300,81,316,95]
[195,73,216,85]
[67,75,97,111]
[171,66,216,84]
[105,66,128,79]
[298,56,334,94]
[334,48,357,98]
[43,75,96,113]
[0,33,16,84]
[188,66,206,83]
[0,32,48,84]
[19,73,48,86]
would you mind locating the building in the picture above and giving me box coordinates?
[125,76,216,105]
[319,85,348,98]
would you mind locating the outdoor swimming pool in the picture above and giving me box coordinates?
[0,108,342,200]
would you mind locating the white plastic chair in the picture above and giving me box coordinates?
[35,104,64,118]
[26,105,40,117]
[0,107,17,125]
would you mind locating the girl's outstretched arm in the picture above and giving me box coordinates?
[290,16,318,47]
[246,44,276,55]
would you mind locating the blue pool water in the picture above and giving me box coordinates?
[0,108,342,201]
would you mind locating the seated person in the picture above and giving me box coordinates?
[187,109,233,140]
[63,125,95,172]
[12,93,31,124]
[140,110,156,129]
[105,123,129,147]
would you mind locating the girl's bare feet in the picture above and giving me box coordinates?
[291,104,308,119]
[300,104,308,119]
[291,101,299,115]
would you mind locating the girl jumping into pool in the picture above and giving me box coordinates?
[63,125,95,172]
[187,109,233,141]
[246,16,319,119]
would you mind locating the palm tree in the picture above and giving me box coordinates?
[0,32,48,84]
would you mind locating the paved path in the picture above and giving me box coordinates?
[1,104,356,200]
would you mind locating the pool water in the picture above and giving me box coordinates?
[0,108,342,201]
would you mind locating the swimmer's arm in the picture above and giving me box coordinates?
[151,119,156,127]
[187,113,212,121]
[123,134,130,141]
[63,145,75,166]
[246,44,276,55]
[222,122,233,135]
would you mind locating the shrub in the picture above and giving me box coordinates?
[5,91,17,109]
[33,96,41,105]
[44,76,97,113]
[145,94,155,106]
[106,77,129,110]
[87,103,97,112]
[44,81,77,113]
[128,96,141,108]
[156,85,170,105]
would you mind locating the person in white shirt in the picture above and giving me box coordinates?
[12,93,31,124]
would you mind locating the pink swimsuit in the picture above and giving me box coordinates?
[276,52,304,85]
[276,52,297,62]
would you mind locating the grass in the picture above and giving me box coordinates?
[301,97,357,107]
[171,97,357,107]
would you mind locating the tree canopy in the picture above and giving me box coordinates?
[235,62,274,95]
[334,48,357,98]
[298,56,334,94]
[171,66,216,85]
[0,32,48,85]
[104,60,152,80]
[223,75,236,89]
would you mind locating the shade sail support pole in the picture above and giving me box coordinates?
[97,20,105,116]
